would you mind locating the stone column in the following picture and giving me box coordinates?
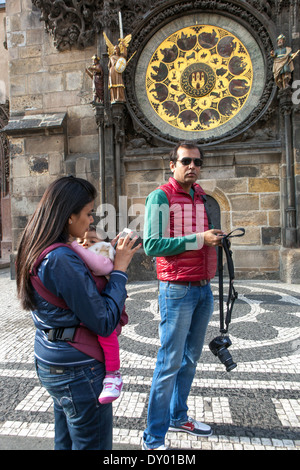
[94,54,126,236]
[95,104,105,205]
[279,88,297,247]
[279,88,300,283]
[293,105,300,242]
[111,102,125,233]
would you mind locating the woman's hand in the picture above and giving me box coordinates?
[113,234,141,272]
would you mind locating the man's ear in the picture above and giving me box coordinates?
[170,161,175,173]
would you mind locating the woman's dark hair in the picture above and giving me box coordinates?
[16,176,97,310]
[169,141,204,163]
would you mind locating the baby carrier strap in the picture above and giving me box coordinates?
[30,243,104,363]
[31,243,70,310]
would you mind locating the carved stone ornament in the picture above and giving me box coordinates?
[32,0,165,51]
[32,0,123,51]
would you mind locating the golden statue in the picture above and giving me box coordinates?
[271,35,299,89]
[103,32,132,103]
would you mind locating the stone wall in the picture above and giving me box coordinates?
[5,0,100,251]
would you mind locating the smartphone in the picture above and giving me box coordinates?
[117,228,142,249]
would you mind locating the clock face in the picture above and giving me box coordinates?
[134,14,266,143]
[145,25,253,133]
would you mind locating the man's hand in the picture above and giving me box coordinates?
[202,229,224,247]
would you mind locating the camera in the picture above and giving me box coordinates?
[209,336,237,372]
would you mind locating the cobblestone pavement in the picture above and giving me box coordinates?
[0,267,300,451]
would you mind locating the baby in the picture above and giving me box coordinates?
[88,239,116,265]
[71,226,124,404]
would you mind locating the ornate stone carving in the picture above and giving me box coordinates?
[279,87,293,115]
[32,0,122,51]
[276,0,293,14]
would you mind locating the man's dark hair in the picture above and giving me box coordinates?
[169,141,204,163]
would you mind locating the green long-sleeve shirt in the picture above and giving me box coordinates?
[143,188,199,257]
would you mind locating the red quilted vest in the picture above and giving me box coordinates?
[155,178,217,281]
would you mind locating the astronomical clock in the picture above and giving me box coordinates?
[129,13,270,145]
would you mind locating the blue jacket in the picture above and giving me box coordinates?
[31,246,128,366]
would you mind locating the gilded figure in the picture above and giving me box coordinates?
[103,33,132,103]
[271,35,299,89]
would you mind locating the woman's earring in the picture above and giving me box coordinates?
[69,219,72,224]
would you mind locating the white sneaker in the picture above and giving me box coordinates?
[142,441,168,450]
[169,417,212,436]
[98,375,123,404]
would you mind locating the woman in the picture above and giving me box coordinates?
[16,176,140,450]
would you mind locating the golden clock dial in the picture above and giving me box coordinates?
[145,25,253,132]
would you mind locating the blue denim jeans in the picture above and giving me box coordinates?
[143,281,214,448]
[35,359,112,450]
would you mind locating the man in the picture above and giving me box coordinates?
[271,34,294,89]
[85,55,104,103]
[142,142,223,450]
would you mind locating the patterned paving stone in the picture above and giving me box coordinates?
[0,268,300,450]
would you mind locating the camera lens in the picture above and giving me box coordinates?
[209,336,237,372]
[218,347,237,372]
[224,356,237,372]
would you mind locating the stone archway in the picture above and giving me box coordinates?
[203,186,231,233]
[205,194,221,229]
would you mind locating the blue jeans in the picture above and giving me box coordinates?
[143,281,214,448]
[35,359,112,450]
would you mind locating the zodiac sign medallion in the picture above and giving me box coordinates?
[145,25,253,132]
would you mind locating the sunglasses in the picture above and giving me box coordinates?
[176,158,203,167]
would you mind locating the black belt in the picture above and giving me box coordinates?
[163,280,209,287]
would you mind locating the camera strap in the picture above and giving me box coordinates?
[218,228,245,334]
